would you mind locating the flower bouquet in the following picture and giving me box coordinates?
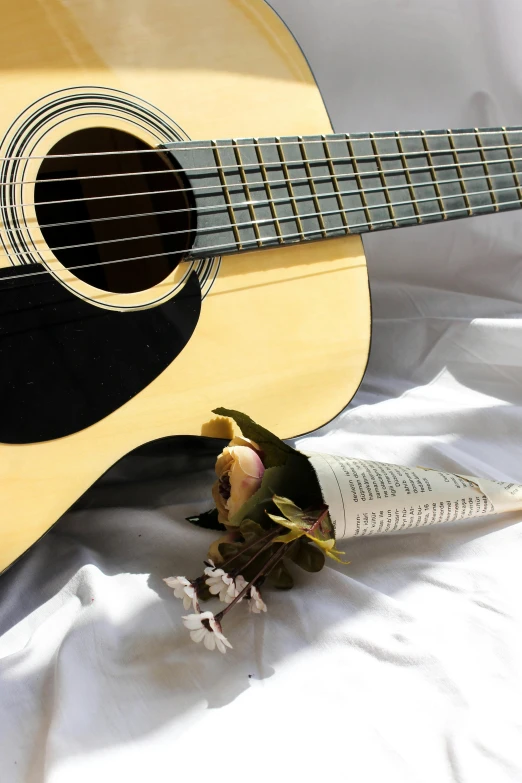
[165,408,522,653]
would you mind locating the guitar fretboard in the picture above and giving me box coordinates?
[164,127,522,257]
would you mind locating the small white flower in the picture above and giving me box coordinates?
[164,576,199,611]
[249,585,267,613]
[182,611,233,654]
[203,559,217,576]
[235,574,248,593]
[223,574,248,604]
[206,568,234,602]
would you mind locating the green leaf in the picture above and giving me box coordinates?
[307,535,349,563]
[239,518,267,542]
[270,494,349,563]
[272,496,313,528]
[268,496,317,544]
[227,465,286,527]
[241,545,277,582]
[267,513,304,544]
[186,508,225,531]
[273,494,336,543]
[208,532,240,565]
[277,451,325,512]
[212,408,295,468]
[290,540,325,572]
[218,542,241,560]
[269,560,294,590]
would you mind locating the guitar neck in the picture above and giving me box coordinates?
[164,127,522,257]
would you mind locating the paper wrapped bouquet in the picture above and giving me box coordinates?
[164,408,522,653]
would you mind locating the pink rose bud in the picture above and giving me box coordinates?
[212,438,265,524]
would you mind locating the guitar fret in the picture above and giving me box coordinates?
[298,137,327,237]
[420,131,447,219]
[164,126,522,255]
[502,126,522,202]
[254,139,284,243]
[232,140,263,246]
[321,135,349,229]
[276,140,305,239]
[474,130,499,212]
[345,135,374,230]
[370,132,417,227]
[454,127,511,213]
[395,132,422,223]
[369,132,397,227]
[447,130,473,216]
[211,141,242,249]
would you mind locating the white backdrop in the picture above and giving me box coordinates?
[2,1,522,781]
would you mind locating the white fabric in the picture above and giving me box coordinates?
[2,0,522,780]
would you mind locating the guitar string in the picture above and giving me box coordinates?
[4,151,522,212]
[3,140,522,188]
[3,196,521,285]
[29,167,522,233]
[0,181,518,257]
[0,128,520,162]
[0,190,520,287]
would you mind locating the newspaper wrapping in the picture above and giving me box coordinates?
[305,453,522,541]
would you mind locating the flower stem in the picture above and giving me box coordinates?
[216,526,281,572]
[307,506,330,536]
[194,529,279,599]
[229,536,278,577]
[216,541,295,622]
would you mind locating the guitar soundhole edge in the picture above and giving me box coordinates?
[34,127,196,294]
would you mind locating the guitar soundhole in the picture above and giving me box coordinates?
[34,127,195,293]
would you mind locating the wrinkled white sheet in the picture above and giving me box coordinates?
[2,0,522,780]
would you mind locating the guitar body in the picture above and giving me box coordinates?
[0,0,370,572]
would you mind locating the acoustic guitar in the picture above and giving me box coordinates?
[1,0,521,573]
